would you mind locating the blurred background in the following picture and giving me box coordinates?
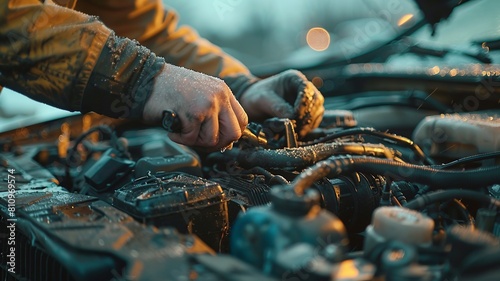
[164,0,421,72]
[163,0,500,72]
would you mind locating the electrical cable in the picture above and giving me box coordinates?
[447,199,475,226]
[244,167,289,185]
[63,125,124,190]
[404,189,500,210]
[66,125,122,168]
[437,151,500,170]
[391,183,408,205]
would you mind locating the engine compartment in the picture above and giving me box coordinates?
[1,94,499,280]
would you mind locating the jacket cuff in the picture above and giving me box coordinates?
[223,74,260,101]
[81,34,165,119]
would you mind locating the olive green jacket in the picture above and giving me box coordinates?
[0,0,256,119]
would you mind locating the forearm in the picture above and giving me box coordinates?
[0,0,164,118]
[75,0,259,99]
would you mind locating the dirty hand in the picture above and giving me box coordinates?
[143,64,248,150]
[238,69,324,137]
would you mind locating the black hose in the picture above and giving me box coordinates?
[461,247,500,276]
[448,199,475,226]
[244,167,289,185]
[207,142,395,170]
[404,189,500,210]
[437,151,500,170]
[391,183,408,205]
[66,125,121,167]
[291,155,500,195]
[303,127,434,165]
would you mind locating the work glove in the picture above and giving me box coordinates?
[143,64,248,150]
[239,69,324,138]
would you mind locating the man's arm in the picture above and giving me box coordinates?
[75,0,325,136]
[0,0,163,119]
[0,0,247,149]
[75,0,258,100]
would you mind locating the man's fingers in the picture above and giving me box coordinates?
[167,112,202,146]
[294,81,325,137]
[229,94,248,132]
[218,104,244,149]
[169,97,245,150]
[281,70,309,103]
[198,115,220,147]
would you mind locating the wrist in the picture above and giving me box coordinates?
[223,74,261,102]
[81,35,164,119]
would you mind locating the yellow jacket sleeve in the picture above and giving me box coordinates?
[74,0,259,99]
[0,0,165,119]
[0,0,256,120]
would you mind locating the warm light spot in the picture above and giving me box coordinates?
[311,76,324,88]
[15,127,29,138]
[397,14,414,27]
[363,64,373,72]
[430,66,440,75]
[306,27,330,51]
[61,122,70,134]
[449,69,458,77]
[388,249,406,261]
[336,260,360,278]
[82,114,92,132]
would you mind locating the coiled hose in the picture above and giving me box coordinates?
[207,142,396,170]
[292,155,500,195]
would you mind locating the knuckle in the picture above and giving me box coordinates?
[206,136,219,147]
[227,129,242,143]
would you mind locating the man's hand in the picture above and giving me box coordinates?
[143,64,248,150]
[238,70,325,138]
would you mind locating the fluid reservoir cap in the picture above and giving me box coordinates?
[270,186,320,216]
[372,207,434,245]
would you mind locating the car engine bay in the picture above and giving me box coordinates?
[2,0,500,280]
[1,82,500,280]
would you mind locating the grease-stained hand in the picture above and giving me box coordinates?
[238,69,324,137]
[143,64,248,150]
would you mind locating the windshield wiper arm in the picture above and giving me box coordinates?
[407,43,492,64]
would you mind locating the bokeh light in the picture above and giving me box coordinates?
[397,14,414,27]
[306,27,330,51]
[311,77,324,88]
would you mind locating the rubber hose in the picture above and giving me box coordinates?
[292,155,500,195]
[404,189,500,210]
[209,142,395,170]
